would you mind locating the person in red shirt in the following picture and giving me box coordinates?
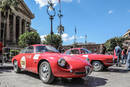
[121,47,127,64]
[0,42,3,54]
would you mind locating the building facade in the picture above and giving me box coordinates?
[123,29,130,47]
[0,0,34,48]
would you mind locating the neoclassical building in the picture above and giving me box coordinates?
[0,0,34,47]
[123,29,130,47]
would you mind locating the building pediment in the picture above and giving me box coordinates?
[123,29,130,38]
[18,0,34,19]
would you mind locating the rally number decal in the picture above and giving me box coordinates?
[33,54,40,60]
[20,56,26,69]
[83,55,88,57]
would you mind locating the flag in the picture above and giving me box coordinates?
[75,27,77,34]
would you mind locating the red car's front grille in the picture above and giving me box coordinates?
[75,72,86,75]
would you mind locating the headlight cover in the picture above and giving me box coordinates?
[58,58,66,67]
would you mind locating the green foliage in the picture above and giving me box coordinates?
[104,37,127,51]
[0,0,18,13]
[42,34,62,49]
[9,49,20,57]
[18,32,41,48]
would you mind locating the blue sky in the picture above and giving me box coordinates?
[24,0,130,45]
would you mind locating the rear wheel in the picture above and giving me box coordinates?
[92,61,103,71]
[72,78,82,80]
[39,61,54,84]
[13,60,21,73]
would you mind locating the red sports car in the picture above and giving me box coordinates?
[12,44,92,84]
[64,48,117,71]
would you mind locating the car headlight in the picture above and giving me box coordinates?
[58,58,66,67]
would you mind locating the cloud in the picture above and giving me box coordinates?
[62,33,74,42]
[108,10,113,14]
[79,36,84,39]
[40,33,84,42]
[40,35,47,41]
[128,10,130,12]
[34,0,72,8]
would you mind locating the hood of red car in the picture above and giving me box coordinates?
[41,52,90,69]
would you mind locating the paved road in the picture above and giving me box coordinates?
[0,64,130,87]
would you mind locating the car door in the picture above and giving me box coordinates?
[24,46,35,71]
[30,46,47,73]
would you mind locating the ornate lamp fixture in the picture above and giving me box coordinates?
[47,0,56,42]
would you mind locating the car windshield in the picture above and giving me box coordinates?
[36,46,59,53]
[81,48,92,54]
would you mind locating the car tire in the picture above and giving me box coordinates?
[39,61,54,84]
[92,61,103,71]
[13,60,21,73]
[72,78,82,80]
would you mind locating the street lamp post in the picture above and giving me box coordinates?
[47,0,56,44]
[57,1,64,36]
[58,11,64,36]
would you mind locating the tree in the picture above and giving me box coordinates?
[18,32,41,48]
[0,0,19,46]
[104,37,127,52]
[42,34,62,49]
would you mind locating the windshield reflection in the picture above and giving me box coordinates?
[36,46,59,53]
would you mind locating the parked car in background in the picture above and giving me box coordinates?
[64,48,117,71]
[12,44,92,84]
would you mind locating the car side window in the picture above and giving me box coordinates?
[36,46,47,53]
[66,50,71,54]
[70,49,79,54]
[25,46,34,53]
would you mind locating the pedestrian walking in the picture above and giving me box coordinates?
[114,44,122,67]
[121,47,127,64]
[126,46,130,70]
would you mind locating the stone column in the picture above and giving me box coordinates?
[13,15,16,43]
[0,12,1,41]
[19,18,22,35]
[6,12,10,41]
[24,21,27,32]
[23,20,25,33]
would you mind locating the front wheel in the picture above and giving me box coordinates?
[39,61,54,84]
[13,60,21,73]
[92,61,103,71]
